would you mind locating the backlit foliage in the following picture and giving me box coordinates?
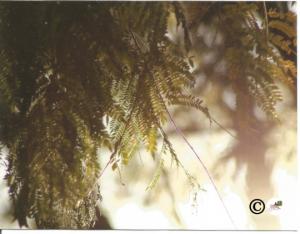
[181,2,296,122]
[0,2,296,229]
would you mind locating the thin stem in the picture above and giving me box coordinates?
[160,92,237,229]
[210,116,237,139]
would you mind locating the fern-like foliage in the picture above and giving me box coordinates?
[220,3,296,121]
[0,2,205,228]
[0,2,296,229]
[180,2,296,122]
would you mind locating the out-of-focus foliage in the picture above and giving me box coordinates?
[178,2,296,122]
[0,1,296,229]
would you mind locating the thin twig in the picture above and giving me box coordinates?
[158,92,237,229]
[99,153,115,178]
[210,115,237,139]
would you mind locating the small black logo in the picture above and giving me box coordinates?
[249,199,265,214]
[270,200,282,210]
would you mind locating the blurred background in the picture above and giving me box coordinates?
[0,1,297,230]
